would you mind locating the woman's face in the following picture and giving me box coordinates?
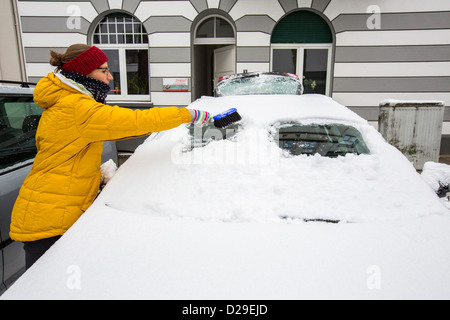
[87,62,113,84]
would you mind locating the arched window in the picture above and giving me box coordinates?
[194,16,235,45]
[92,13,149,100]
[271,10,333,95]
[271,10,332,44]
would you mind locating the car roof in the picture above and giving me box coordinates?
[0,85,34,96]
[189,94,367,127]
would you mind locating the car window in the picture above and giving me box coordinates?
[215,73,302,97]
[184,122,243,152]
[0,97,42,171]
[274,123,370,157]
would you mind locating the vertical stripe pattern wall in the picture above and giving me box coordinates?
[17,0,450,119]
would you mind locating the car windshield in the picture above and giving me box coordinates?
[275,123,370,157]
[185,122,243,151]
[215,73,302,97]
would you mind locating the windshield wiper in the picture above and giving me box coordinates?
[240,73,260,79]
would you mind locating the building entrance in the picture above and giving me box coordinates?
[193,44,235,99]
[192,15,236,100]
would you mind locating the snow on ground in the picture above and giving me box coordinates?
[421,161,450,209]
[422,161,450,193]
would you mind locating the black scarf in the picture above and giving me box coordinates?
[61,71,111,104]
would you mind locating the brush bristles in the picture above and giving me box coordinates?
[214,111,242,129]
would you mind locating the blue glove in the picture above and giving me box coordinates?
[189,109,212,126]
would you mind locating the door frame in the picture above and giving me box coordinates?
[191,12,237,101]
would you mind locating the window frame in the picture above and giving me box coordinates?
[194,15,236,45]
[271,43,332,96]
[93,14,148,46]
[98,44,150,101]
[92,14,150,102]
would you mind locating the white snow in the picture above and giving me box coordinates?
[2,94,450,300]
[3,205,450,300]
[100,159,117,187]
[101,95,447,223]
[421,161,450,193]
[380,99,445,106]
[421,161,450,209]
[0,85,34,95]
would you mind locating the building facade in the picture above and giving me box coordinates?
[0,0,26,82]
[15,0,450,130]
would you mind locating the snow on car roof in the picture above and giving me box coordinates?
[189,94,368,127]
[0,85,34,95]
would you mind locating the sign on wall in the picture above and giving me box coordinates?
[163,78,189,92]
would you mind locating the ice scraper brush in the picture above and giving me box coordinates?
[213,108,242,128]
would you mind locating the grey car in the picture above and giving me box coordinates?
[0,81,117,295]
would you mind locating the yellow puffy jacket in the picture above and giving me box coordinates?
[10,72,191,242]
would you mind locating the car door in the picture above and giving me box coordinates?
[0,87,41,294]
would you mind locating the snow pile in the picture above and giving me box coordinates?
[380,99,445,106]
[421,161,450,192]
[190,94,367,126]
[99,159,117,188]
[421,161,450,209]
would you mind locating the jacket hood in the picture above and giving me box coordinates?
[33,72,93,109]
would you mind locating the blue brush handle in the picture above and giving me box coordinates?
[213,108,237,121]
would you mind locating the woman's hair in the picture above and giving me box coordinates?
[49,44,91,72]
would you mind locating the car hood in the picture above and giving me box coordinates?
[3,204,450,300]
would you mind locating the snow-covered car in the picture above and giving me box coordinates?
[2,93,450,300]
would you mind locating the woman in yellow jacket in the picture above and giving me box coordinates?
[10,44,211,269]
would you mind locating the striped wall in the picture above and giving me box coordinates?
[17,0,450,123]
[329,0,450,123]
